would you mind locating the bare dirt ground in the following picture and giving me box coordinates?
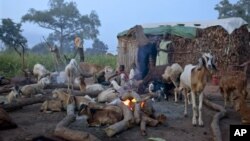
[0,81,249,141]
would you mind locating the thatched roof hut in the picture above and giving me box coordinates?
[117,17,250,77]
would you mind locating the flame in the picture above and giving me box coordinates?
[122,98,137,111]
[140,101,145,108]
[131,98,137,103]
[122,99,131,106]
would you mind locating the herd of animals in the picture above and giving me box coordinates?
[0,52,249,133]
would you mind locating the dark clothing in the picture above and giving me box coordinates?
[137,43,157,79]
[73,47,85,62]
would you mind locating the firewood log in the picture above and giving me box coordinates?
[2,96,47,112]
[140,112,159,136]
[203,98,226,141]
[104,102,134,137]
[54,99,100,141]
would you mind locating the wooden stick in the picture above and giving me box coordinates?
[2,96,47,112]
[140,112,159,136]
[134,103,141,124]
[54,114,100,141]
[54,100,100,141]
[203,98,226,141]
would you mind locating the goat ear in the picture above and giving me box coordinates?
[197,58,203,69]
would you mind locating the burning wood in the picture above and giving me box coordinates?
[105,91,167,137]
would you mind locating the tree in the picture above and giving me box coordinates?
[31,42,49,54]
[215,0,250,23]
[85,38,108,55]
[0,18,27,68]
[22,0,101,52]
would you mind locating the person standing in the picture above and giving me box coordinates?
[156,33,173,66]
[73,34,85,62]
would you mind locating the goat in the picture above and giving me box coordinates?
[52,89,95,110]
[33,64,50,81]
[162,63,183,102]
[78,62,113,82]
[74,75,86,92]
[74,75,105,93]
[0,86,21,104]
[137,65,167,94]
[232,94,250,124]
[65,59,79,92]
[6,85,21,103]
[79,105,123,127]
[148,80,175,101]
[180,52,217,126]
[19,77,51,98]
[40,99,64,113]
[219,71,248,108]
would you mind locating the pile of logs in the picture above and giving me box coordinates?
[171,25,250,75]
[105,91,167,137]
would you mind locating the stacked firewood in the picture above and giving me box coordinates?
[171,25,250,75]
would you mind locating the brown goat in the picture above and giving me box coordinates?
[78,62,113,80]
[232,94,250,124]
[75,76,86,92]
[52,89,94,110]
[219,71,248,108]
[79,105,123,127]
[40,99,63,113]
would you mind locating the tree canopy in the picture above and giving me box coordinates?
[215,0,250,23]
[22,0,101,52]
[85,38,108,55]
[0,18,27,56]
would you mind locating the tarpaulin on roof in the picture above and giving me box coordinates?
[117,25,197,39]
[142,17,248,34]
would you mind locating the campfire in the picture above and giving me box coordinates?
[122,98,145,111]
[104,91,167,137]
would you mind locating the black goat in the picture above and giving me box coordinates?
[148,80,175,101]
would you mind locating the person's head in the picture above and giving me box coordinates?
[130,63,136,69]
[163,33,171,40]
[119,65,125,72]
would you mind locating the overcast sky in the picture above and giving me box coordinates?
[0,0,238,54]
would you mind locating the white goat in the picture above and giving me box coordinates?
[162,63,183,102]
[65,59,79,92]
[85,84,105,93]
[0,86,20,104]
[180,53,217,126]
[33,64,50,81]
[20,77,51,97]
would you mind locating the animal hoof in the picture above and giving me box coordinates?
[192,119,197,126]
[199,121,204,127]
